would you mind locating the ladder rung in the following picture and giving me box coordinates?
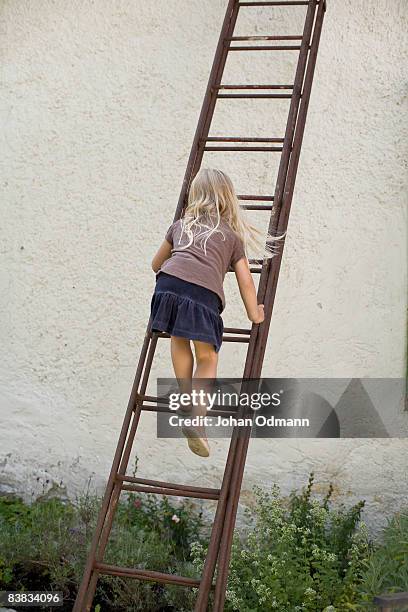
[206,137,284,142]
[154,331,252,342]
[224,335,250,341]
[139,394,241,417]
[238,195,274,211]
[239,1,311,5]
[237,194,274,201]
[228,45,306,51]
[217,84,294,89]
[224,327,251,334]
[118,475,221,496]
[204,146,283,152]
[217,93,293,98]
[116,475,221,500]
[121,483,220,500]
[240,204,273,210]
[140,393,169,405]
[94,562,201,588]
[227,35,302,41]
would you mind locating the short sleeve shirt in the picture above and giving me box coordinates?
[159,217,246,311]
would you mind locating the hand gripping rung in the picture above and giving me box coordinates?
[94,562,202,587]
[116,474,221,500]
[224,327,251,334]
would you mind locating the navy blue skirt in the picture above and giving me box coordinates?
[149,272,224,352]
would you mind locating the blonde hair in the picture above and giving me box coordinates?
[178,167,285,258]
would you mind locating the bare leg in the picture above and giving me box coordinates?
[193,340,218,427]
[170,336,194,380]
[171,337,218,457]
[193,340,219,379]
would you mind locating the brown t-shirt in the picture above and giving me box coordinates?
[158,217,246,311]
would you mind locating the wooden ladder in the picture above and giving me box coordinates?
[74,1,327,609]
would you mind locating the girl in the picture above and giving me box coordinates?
[150,167,282,457]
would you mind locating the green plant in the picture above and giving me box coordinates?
[358,510,408,611]
[0,458,206,611]
[3,467,407,611]
[192,473,370,612]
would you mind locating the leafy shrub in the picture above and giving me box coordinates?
[0,459,205,611]
[2,468,405,612]
[192,473,370,611]
[358,510,408,611]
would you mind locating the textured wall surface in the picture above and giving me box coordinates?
[1,0,407,533]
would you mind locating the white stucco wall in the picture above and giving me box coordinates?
[1,0,407,533]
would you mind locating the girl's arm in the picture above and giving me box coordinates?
[233,257,265,324]
[151,239,172,273]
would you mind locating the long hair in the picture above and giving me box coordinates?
[177,167,285,258]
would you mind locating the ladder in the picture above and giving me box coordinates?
[74,1,327,610]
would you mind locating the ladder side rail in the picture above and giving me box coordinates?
[74,0,328,607]
[77,3,242,605]
[82,336,158,609]
[173,0,240,221]
[73,330,153,611]
[82,334,160,611]
[252,0,326,377]
[212,2,324,608]
[241,0,319,380]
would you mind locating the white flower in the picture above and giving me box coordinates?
[304,587,316,596]
[171,514,180,523]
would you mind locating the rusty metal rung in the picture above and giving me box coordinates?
[140,393,243,411]
[228,45,308,51]
[140,393,169,406]
[228,35,302,41]
[116,475,221,500]
[237,194,274,200]
[94,562,202,588]
[140,397,240,418]
[240,204,273,210]
[204,145,284,151]
[118,475,221,495]
[217,92,294,98]
[206,136,284,142]
[239,1,312,5]
[217,84,294,89]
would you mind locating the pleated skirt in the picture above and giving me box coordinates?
[149,272,224,352]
